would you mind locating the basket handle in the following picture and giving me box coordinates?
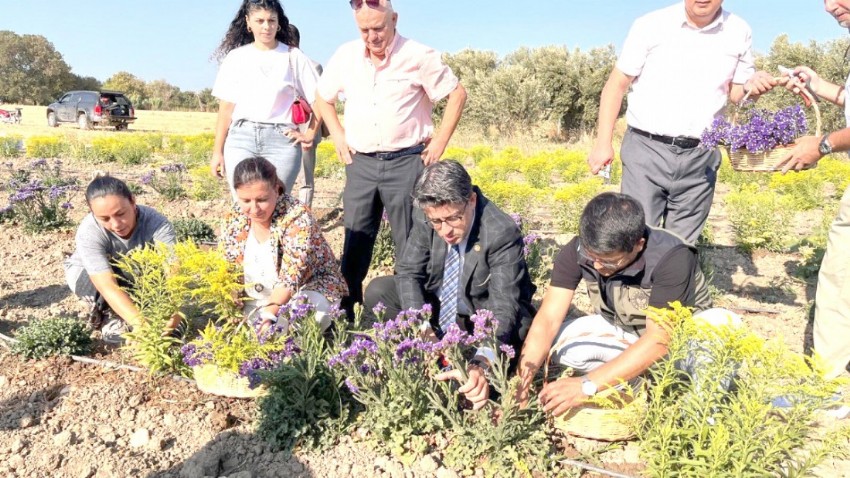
[734,80,821,136]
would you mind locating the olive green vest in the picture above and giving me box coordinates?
[582,227,711,336]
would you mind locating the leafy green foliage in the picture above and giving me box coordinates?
[173,217,216,243]
[0,135,23,158]
[314,141,344,179]
[768,169,825,211]
[641,303,850,477]
[188,166,225,201]
[12,315,93,360]
[115,242,242,375]
[2,159,77,233]
[256,310,351,452]
[25,136,67,158]
[725,183,794,252]
[552,178,603,235]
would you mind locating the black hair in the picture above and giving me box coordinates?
[214,0,292,60]
[233,157,285,195]
[412,159,473,209]
[579,192,646,254]
[85,175,134,206]
[288,24,300,48]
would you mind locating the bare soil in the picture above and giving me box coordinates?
[1,154,849,477]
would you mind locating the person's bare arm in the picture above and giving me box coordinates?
[587,68,633,174]
[314,93,353,165]
[516,286,575,405]
[88,271,142,327]
[211,101,235,178]
[422,83,467,165]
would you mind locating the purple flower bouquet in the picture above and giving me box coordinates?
[701,103,817,172]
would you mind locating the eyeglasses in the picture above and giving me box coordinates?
[349,0,382,9]
[578,246,630,270]
[425,202,469,229]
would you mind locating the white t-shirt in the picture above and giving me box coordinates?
[617,3,756,137]
[212,42,319,124]
[242,228,278,314]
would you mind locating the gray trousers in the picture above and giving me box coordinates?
[620,129,721,244]
[341,152,423,308]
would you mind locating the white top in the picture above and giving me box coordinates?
[844,70,850,125]
[242,228,278,313]
[617,2,756,137]
[212,43,319,124]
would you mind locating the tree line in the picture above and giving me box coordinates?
[0,30,218,112]
[1,29,848,134]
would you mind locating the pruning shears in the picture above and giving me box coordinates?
[778,65,819,106]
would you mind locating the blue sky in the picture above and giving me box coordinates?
[0,1,845,91]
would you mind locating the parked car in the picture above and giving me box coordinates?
[46,90,136,130]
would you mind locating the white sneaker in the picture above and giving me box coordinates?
[101,318,130,345]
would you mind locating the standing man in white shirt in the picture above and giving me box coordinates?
[587,0,776,244]
[314,0,467,318]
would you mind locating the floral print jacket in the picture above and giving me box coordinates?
[220,194,347,303]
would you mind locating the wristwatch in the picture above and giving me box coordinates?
[819,134,833,156]
[581,377,598,397]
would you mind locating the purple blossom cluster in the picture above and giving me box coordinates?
[509,213,523,230]
[276,296,316,328]
[140,171,154,186]
[181,342,214,367]
[701,105,808,154]
[499,344,516,359]
[328,336,379,367]
[522,233,540,257]
[160,163,187,174]
[238,357,275,389]
[372,307,426,341]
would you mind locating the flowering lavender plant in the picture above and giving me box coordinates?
[701,104,808,154]
[510,212,553,289]
[1,159,77,232]
[142,163,187,200]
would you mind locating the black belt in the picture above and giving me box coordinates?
[359,143,425,160]
[629,127,701,149]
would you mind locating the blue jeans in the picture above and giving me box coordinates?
[223,119,302,196]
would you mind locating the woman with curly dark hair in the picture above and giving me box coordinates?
[210,0,320,199]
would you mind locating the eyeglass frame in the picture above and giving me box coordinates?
[424,201,470,229]
[578,245,632,270]
[349,0,382,10]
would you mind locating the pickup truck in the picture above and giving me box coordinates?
[46,90,136,130]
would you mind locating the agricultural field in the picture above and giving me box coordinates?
[0,113,849,478]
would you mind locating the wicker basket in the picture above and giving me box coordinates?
[544,344,646,441]
[726,87,820,172]
[192,364,268,398]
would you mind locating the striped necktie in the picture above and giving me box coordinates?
[438,244,461,334]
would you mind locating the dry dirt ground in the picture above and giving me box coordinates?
[0,149,849,477]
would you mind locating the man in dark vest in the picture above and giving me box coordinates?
[515,192,722,417]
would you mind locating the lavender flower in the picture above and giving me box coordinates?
[509,213,523,230]
[60,201,73,210]
[238,357,275,389]
[29,158,47,168]
[160,163,187,174]
[522,233,540,257]
[701,105,808,154]
[500,344,516,359]
[372,301,387,319]
[328,337,378,368]
[345,378,360,394]
[140,171,154,185]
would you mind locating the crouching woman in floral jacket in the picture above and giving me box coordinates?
[220,156,347,332]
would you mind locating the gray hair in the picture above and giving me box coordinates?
[412,160,472,209]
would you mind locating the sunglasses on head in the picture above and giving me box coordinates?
[349,0,382,9]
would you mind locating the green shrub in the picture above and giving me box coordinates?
[792,200,838,280]
[725,184,794,252]
[4,159,77,233]
[0,135,23,158]
[768,170,824,211]
[520,153,554,189]
[314,141,344,179]
[470,156,515,186]
[550,149,590,184]
[717,153,770,188]
[181,133,215,166]
[189,165,225,201]
[256,307,351,452]
[11,315,93,360]
[641,304,850,477]
[137,132,165,153]
[552,178,603,235]
[25,136,67,158]
[142,164,188,201]
[173,217,216,243]
[481,180,538,219]
[442,146,469,163]
[819,156,850,197]
[114,135,154,165]
[468,145,493,165]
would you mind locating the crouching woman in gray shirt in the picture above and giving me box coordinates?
[64,176,177,344]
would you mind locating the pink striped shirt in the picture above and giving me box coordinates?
[317,33,459,153]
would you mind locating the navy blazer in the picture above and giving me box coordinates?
[395,187,535,351]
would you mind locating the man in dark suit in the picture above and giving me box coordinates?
[364,159,535,409]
